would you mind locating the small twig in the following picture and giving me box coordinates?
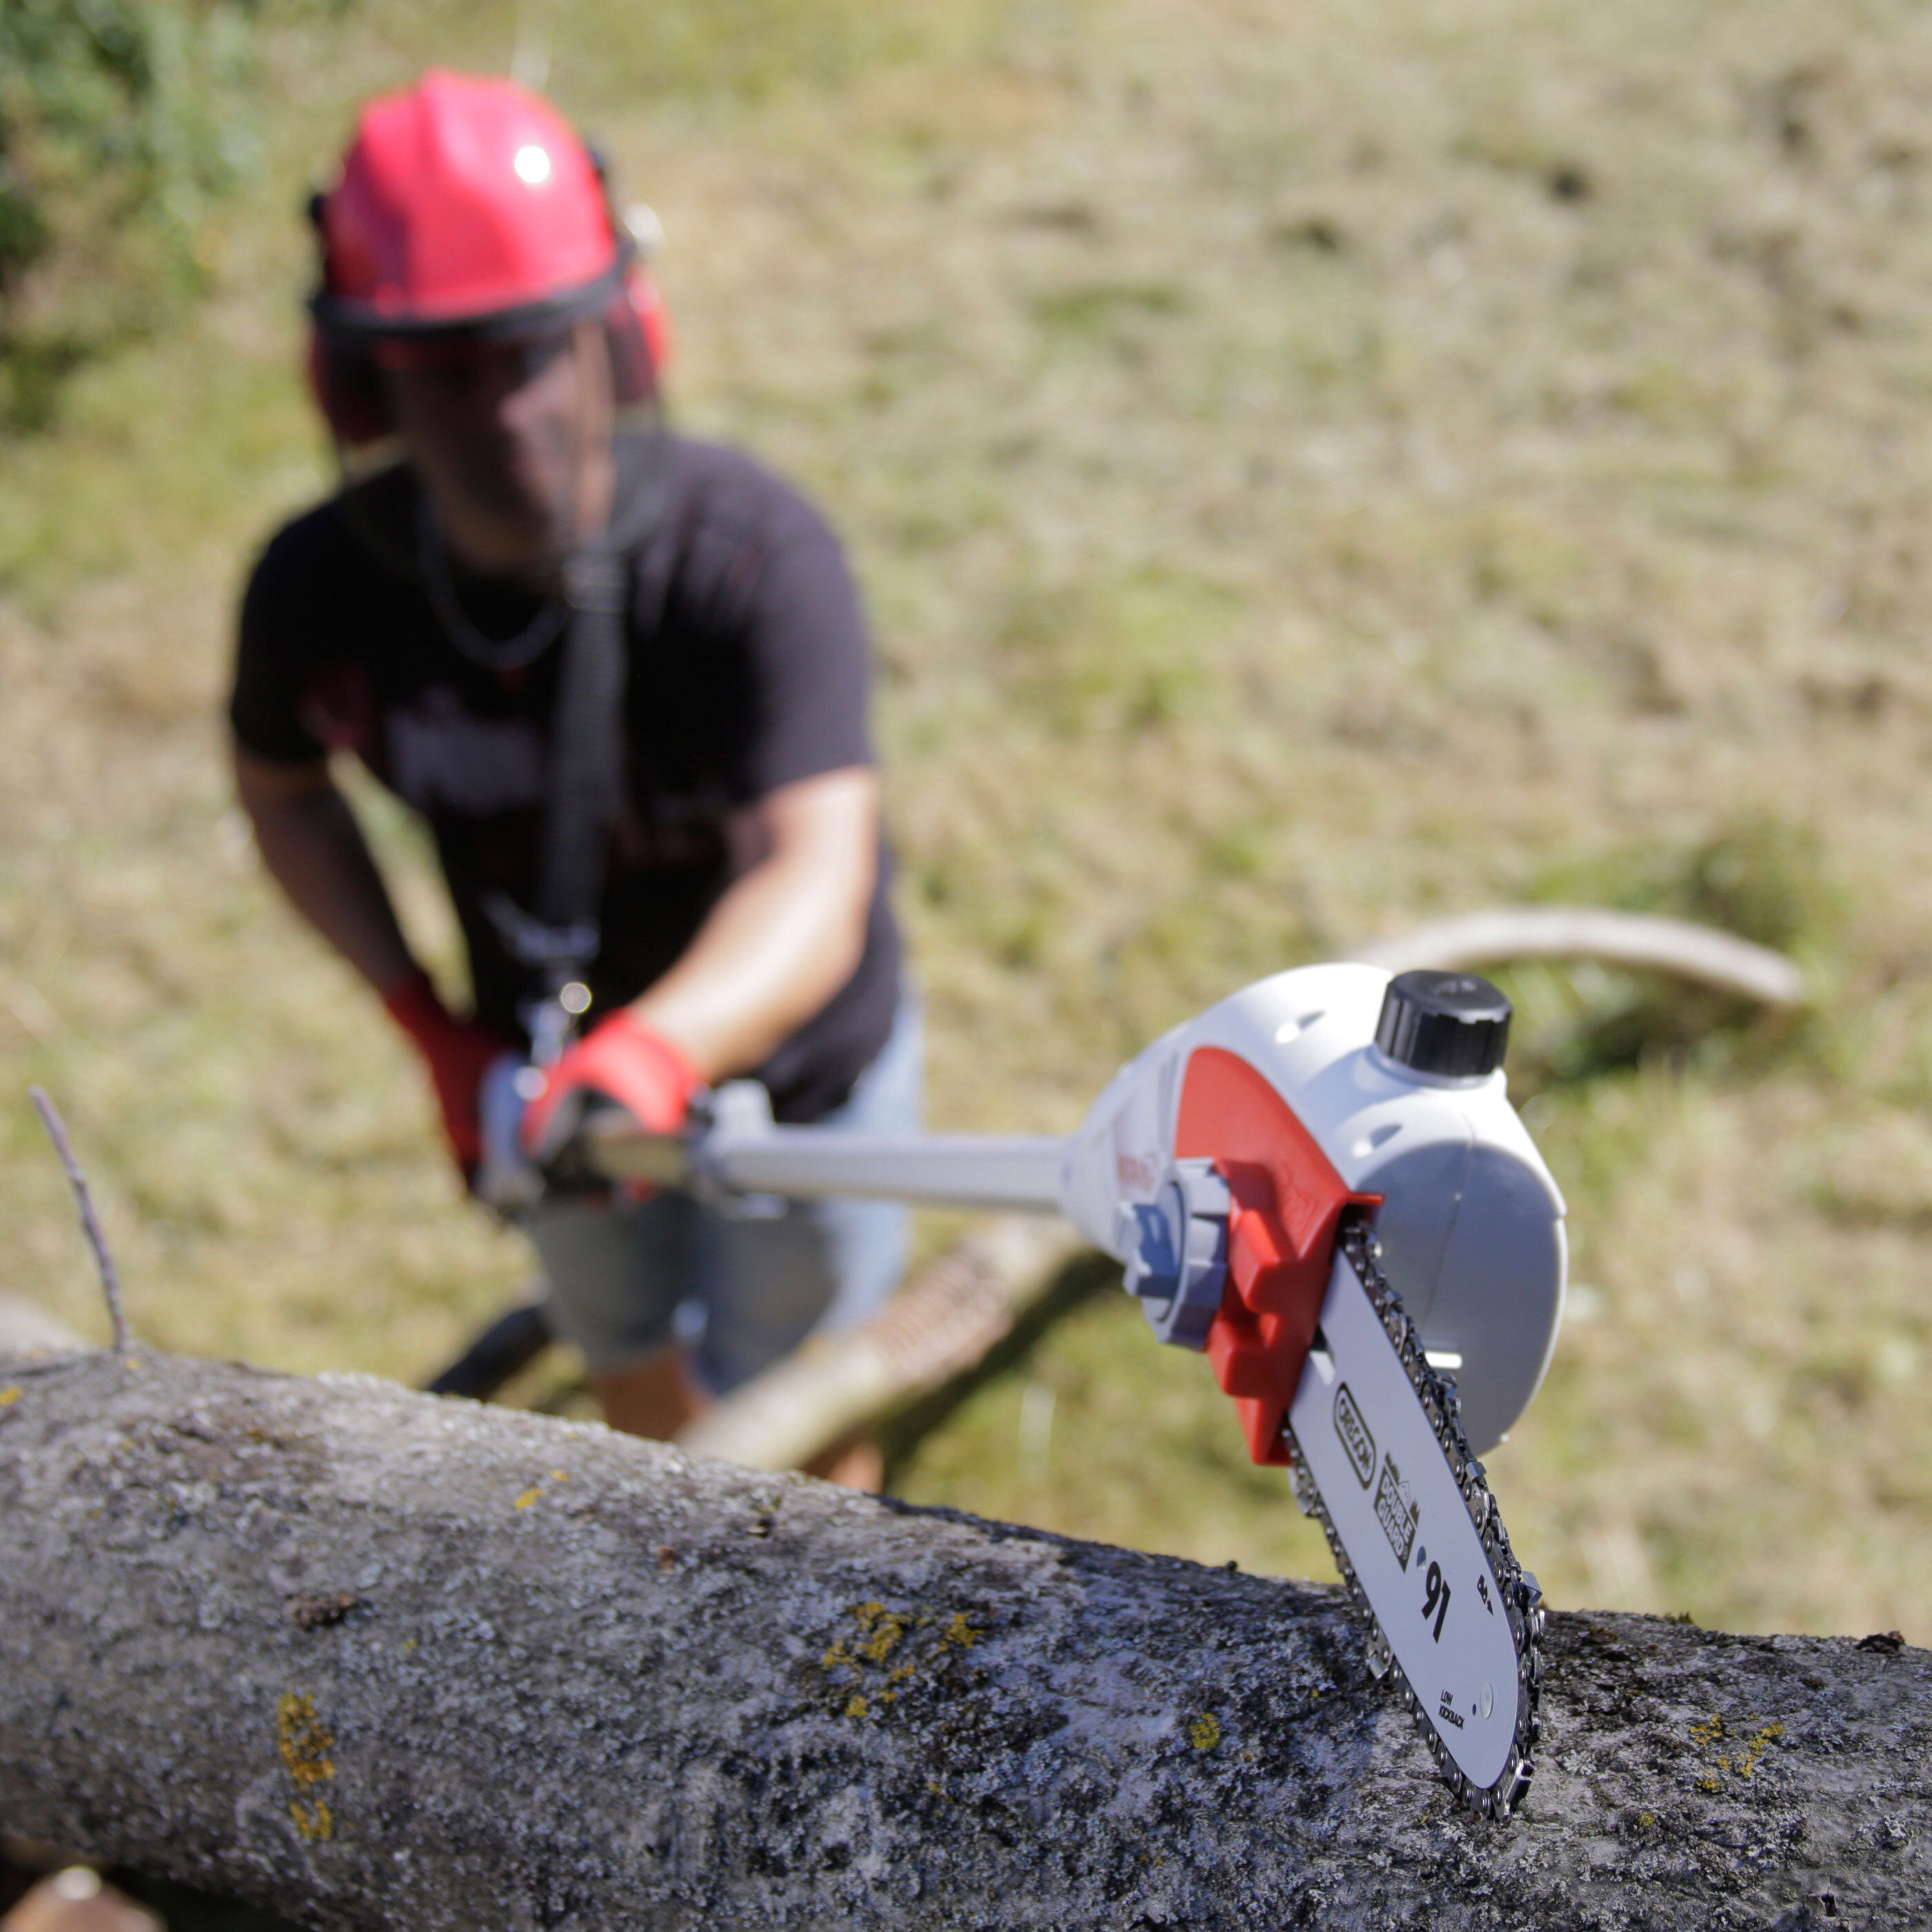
[28,1087,130,1355]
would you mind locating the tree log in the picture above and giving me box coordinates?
[1,1351,1925,1930]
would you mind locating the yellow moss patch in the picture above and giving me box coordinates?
[1690,1713,1786,1787]
[1735,1719,1785,1779]
[0,1388,20,1408]
[277,1693,335,1789]
[289,1798,333,1842]
[1190,1713,1222,1752]
[862,1612,910,1663]
[818,1599,988,1717]
[515,1470,571,1510]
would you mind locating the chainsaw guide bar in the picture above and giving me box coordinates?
[1286,1222,1546,1821]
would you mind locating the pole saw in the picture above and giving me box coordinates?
[526,960,1567,1819]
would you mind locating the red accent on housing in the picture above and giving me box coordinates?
[1175,1046,1381,1467]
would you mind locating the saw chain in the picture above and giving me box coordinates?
[1286,1221,1547,1822]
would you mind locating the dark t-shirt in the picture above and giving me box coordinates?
[230,433,902,1123]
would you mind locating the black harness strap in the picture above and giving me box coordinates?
[540,545,629,942]
[493,436,678,1063]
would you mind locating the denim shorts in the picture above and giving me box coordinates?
[525,989,923,1395]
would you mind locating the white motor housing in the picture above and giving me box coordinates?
[1061,962,1567,1455]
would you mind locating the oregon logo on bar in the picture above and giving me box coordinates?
[1332,1383,1375,1488]
[1374,1455,1420,1568]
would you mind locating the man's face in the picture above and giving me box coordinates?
[379,317,615,583]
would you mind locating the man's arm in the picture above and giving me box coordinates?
[232,746,416,998]
[626,765,879,1083]
[236,743,511,1175]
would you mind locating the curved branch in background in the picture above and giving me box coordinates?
[1349,907,1806,1010]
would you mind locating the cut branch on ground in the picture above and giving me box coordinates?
[677,1219,1081,1474]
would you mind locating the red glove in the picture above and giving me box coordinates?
[520,1010,704,1162]
[382,968,514,1174]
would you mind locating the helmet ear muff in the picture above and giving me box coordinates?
[604,264,671,407]
[583,146,671,406]
[305,324,393,447]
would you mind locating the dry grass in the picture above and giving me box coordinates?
[3,0,1930,1640]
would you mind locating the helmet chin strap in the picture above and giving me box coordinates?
[551,316,617,582]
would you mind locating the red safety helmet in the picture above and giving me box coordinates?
[306,70,672,448]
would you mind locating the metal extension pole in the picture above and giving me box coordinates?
[705,1130,1065,1214]
[584,1112,1067,1216]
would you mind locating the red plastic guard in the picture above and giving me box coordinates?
[1175,1047,1381,1466]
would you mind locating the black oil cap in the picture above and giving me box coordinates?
[1374,969,1512,1078]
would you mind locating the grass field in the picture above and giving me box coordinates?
[3,0,1930,1643]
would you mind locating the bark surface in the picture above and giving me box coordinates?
[0,1351,1924,1931]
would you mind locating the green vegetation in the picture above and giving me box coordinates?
[3,0,1929,1644]
[0,0,294,428]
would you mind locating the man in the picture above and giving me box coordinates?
[230,71,916,1479]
